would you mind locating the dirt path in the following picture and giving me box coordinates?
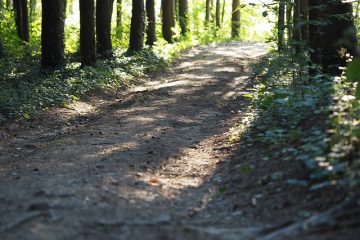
[1,42,352,240]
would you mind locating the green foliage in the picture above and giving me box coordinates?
[0,48,166,121]
[346,58,360,99]
[230,51,359,191]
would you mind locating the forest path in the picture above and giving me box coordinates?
[0,42,272,239]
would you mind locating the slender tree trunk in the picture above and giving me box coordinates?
[80,0,95,66]
[146,0,156,46]
[116,0,122,38]
[231,0,240,38]
[286,0,293,44]
[14,0,29,42]
[96,0,113,58]
[293,0,301,54]
[161,0,175,43]
[129,0,144,51]
[30,0,36,23]
[179,0,188,35]
[0,38,4,58]
[300,0,309,47]
[278,0,285,51]
[221,0,225,25]
[308,0,322,67]
[205,0,210,27]
[41,0,66,69]
[215,0,220,28]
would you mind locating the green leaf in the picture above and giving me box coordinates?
[346,58,360,83]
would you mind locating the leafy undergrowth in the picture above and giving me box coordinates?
[229,52,359,193]
[0,38,201,122]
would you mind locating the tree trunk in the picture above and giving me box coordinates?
[161,0,175,43]
[215,0,220,28]
[321,1,357,74]
[30,0,36,23]
[205,0,210,27]
[96,0,113,58]
[179,0,188,35]
[80,0,96,66]
[293,0,301,54]
[278,0,285,51]
[308,0,322,66]
[116,0,122,38]
[146,0,156,46]
[286,0,293,43]
[129,0,144,51]
[300,0,309,47]
[14,0,29,42]
[41,0,66,69]
[0,38,4,58]
[221,0,225,25]
[231,0,240,38]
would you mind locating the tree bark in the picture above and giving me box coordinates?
[129,0,144,51]
[300,0,309,47]
[231,0,240,38]
[146,0,156,46]
[286,0,293,43]
[179,0,188,35]
[215,0,221,28]
[13,0,29,42]
[80,0,96,66]
[278,0,285,51]
[321,1,357,74]
[41,0,66,69]
[293,0,301,54]
[161,0,175,43]
[96,0,113,58]
[0,38,4,58]
[205,0,210,27]
[221,0,225,25]
[116,0,122,38]
[30,0,36,23]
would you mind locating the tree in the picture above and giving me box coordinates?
[41,0,66,69]
[300,0,309,47]
[13,0,29,42]
[129,0,144,51]
[205,0,210,26]
[231,0,240,38]
[30,0,37,23]
[321,0,357,74]
[0,38,4,58]
[286,0,293,43]
[215,0,221,28]
[308,0,322,66]
[221,0,225,25]
[146,0,156,46]
[179,0,188,35]
[116,0,123,38]
[96,0,113,58]
[278,0,285,51]
[80,0,96,66]
[293,0,301,54]
[161,0,175,43]
[0,1,4,58]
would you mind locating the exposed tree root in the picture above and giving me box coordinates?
[259,193,360,240]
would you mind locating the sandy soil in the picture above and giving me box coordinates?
[0,42,357,240]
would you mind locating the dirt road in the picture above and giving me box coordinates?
[0,42,297,239]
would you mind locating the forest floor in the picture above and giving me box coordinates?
[0,42,358,240]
